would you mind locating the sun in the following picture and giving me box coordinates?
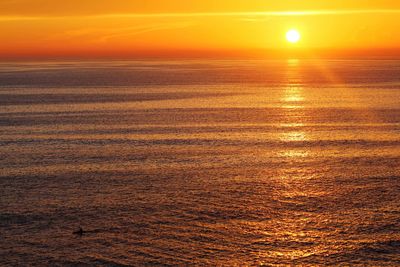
[286,29,301,44]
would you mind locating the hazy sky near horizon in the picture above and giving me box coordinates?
[1,0,400,58]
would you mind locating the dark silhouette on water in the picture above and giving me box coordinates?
[73,227,84,236]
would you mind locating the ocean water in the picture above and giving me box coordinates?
[0,60,399,266]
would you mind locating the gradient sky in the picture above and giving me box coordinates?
[1,0,400,58]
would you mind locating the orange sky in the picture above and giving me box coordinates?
[1,0,400,59]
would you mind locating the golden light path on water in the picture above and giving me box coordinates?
[280,59,308,146]
[256,59,316,263]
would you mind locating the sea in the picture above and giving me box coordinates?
[0,59,399,266]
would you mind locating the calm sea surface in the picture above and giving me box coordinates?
[0,60,400,266]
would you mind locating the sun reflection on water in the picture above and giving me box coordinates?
[267,59,319,262]
[279,149,309,158]
[282,86,305,107]
[279,60,308,145]
[280,131,308,142]
[281,60,305,109]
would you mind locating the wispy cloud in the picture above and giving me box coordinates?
[50,22,195,43]
[98,9,400,18]
[0,15,44,21]
[1,9,400,21]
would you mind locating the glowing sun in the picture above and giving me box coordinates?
[286,29,301,43]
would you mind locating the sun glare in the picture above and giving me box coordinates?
[286,30,301,43]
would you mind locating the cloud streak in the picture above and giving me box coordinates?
[99,9,400,18]
[1,9,400,21]
[48,22,196,43]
